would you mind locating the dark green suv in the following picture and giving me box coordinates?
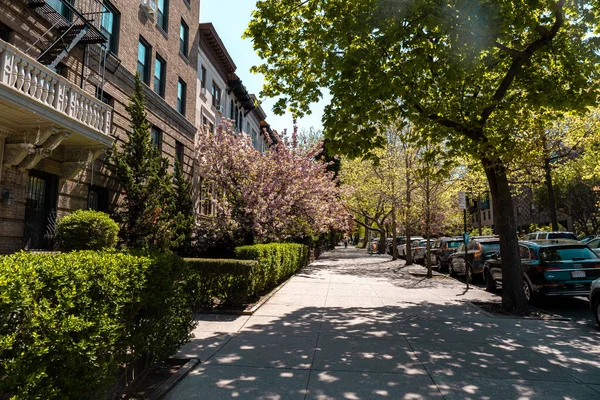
[431,237,463,271]
[483,240,600,302]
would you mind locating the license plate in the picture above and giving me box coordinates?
[571,270,586,278]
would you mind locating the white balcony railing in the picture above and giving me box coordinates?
[0,40,112,136]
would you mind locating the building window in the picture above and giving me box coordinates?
[200,65,206,89]
[48,0,72,20]
[179,19,189,57]
[88,185,109,212]
[96,87,114,105]
[252,129,258,148]
[211,81,221,107]
[52,62,68,78]
[230,100,234,119]
[157,0,168,32]
[483,212,486,221]
[488,210,491,219]
[199,178,213,216]
[101,1,119,54]
[177,78,187,116]
[150,126,162,151]
[154,54,166,97]
[137,38,151,84]
[0,22,12,43]
[175,140,184,166]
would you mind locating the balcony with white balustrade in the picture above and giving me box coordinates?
[0,39,113,181]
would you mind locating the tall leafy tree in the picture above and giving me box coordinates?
[247,0,600,312]
[108,74,177,251]
[172,161,194,255]
[194,120,349,250]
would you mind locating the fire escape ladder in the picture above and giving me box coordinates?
[27,0,108,72]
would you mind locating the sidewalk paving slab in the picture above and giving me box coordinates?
[205,333,318,370]
[434,376,600,400]
[165,365,309,399]
[306,370,445,399]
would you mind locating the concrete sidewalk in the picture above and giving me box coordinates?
[167,247,600,399]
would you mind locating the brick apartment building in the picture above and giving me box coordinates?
[0,0,199,253]
[194,22,273,217]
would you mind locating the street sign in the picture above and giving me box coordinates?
[458,191,466,209]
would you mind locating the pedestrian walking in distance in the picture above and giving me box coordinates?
[343,238,348,248]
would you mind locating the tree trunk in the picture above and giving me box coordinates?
[379,229,386,254]
[405,154,413,265]
[425,176,432,278]
[477,194,483,235]
[362,216,370,248]
[391,206,398,260]
[483,158,527,313]
[544,157,559,231]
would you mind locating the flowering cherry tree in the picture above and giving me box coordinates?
[194,119,350,248]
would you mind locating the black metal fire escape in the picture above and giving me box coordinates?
[27,0,107,69]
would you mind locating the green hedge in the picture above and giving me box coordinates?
[0,251,194,400]
[185,258,258,308]
[55,210,119,251]
[235,243,309,293]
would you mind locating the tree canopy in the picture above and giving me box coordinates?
[247,0,600,312]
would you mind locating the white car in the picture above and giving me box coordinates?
[586,237,600,256]
[590,278,600,328]
[397,237,424,259]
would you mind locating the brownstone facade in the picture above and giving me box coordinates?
[0,0,198,253]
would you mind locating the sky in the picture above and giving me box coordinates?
[199,0,330,135]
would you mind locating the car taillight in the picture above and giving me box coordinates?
[536,265,561,272]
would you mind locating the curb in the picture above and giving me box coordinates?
[145,358,200,400]
[465,300,570,321]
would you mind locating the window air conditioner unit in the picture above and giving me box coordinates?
[215,104,225,113]
[140,0,157,15]
[201,87,207,97]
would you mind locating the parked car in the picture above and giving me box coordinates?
[387,236,407,255]
[413,239,435,264]
[590,278,600,328]
[580,235,598,244]
[483,240,600,302]
[585,237,600,256]
[448,237,501,281]
[431,237,463,271]
[525,231,578,241]
[398,236,424,259]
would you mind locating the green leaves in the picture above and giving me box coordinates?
[0,251,195,399]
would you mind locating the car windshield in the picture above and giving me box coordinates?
[419,240,430,246]
[480,242,501,252]
[548,232,578,240]
[447,241,462,248]
[540,247,599,262]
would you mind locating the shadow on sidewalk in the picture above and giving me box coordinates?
[171,299,600,400]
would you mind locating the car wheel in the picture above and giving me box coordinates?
[484,269,496,293]
[436,257,443,271]
[594,298,600,329]
[449,262,457,277]
[523,278,533,304]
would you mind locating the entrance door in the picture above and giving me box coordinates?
[23,170,59,250]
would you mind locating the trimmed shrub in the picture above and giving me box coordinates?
[0,251,194,400]
[55,210,119,251]
[185,259,258,308]
[235,243,309,293]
